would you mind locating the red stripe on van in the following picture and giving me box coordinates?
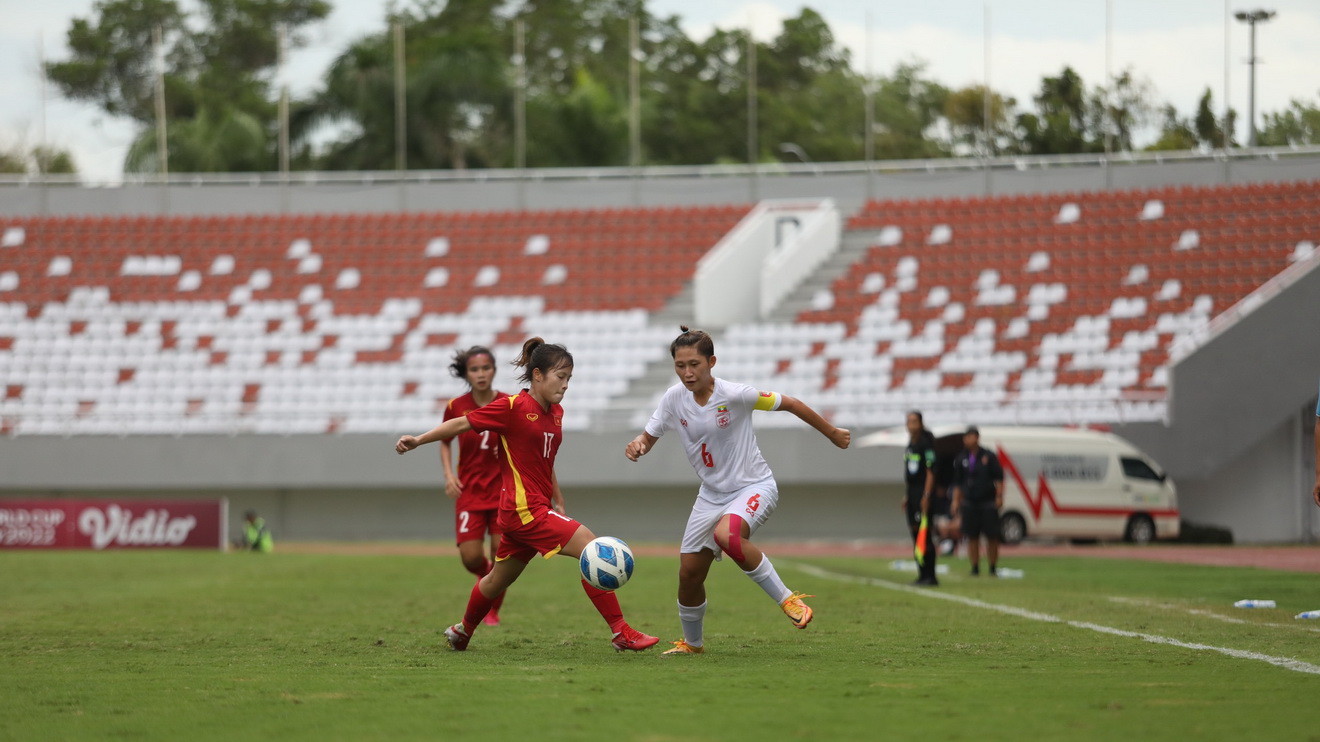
[997,447,1179,521]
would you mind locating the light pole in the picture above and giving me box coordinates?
[1234,8,1275,147]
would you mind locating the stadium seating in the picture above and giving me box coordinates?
[0,206,746,434]
[1,181,1314,435]
[719,180,1319,428]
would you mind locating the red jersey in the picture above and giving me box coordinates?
[442,391,509,510]
[464,390,564,531]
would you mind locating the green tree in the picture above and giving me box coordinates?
[0,151,28,174]
[45,0,330,173]
[869,61,950,160]
[1016,66,1095,155]
[1192,88,1234,149]
[641,26,749,165]
[527,69,628,166]
[944,85,1015,156]
[125,107,268,172]
[0,144,78,175]
[758,9,866,163]
[1146,104,1198,151]
[1102,69,1157,152]
[1258,98,1320,146]
[312,0,511,170]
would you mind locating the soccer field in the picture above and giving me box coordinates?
[3,547,1319,741]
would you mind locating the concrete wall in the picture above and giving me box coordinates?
[4,153,1318,217]
[1115,259,1320,543]
[1153,411,1316,543]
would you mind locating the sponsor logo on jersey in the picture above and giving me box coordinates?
[745,493,761,517]
[716,404,730,429]
[526,413,539,422]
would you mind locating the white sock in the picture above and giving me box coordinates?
[744,556,792,604]
[678,600,706,647]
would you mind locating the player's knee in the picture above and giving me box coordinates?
[461,553,488,576]
[720,515,748,564]
[676,563,703,586]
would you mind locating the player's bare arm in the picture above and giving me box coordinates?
[778,395,850,449]
[396,416,473,454]
[438,439,463,498]
[625,432,659,462]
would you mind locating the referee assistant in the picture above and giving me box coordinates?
[950,426,1003,576]
[902,411,939,586]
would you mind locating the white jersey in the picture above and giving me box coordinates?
[645,377,782,494]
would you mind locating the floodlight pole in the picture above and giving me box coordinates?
[1234,8,1275,147]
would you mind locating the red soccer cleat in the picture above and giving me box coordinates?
[610,625,660,652]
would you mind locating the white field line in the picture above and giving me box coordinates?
[1108,596,1320,633]
[788,562,1320,676]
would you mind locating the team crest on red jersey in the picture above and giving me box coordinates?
[715,404,730,429]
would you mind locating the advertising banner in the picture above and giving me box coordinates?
[0,499,228,550]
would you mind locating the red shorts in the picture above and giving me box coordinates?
[495,510,583,563]
[454,507,501,545]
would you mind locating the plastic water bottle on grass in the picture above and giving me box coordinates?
[996,567,1024,579]
[1296,610,1320,619]
[1233,599,1276,608]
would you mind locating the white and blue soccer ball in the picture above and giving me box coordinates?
[579,536,635,591]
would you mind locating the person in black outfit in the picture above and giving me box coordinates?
[902,411,939,586]
[950,426,1004,576]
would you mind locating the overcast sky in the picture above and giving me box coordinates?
[3,0,1317,184]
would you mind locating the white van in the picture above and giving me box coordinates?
[859,425,1179,544]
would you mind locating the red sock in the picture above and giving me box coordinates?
[461,580,497,634]
[581,579,626,633]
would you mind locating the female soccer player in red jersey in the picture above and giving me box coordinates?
[397,337,659,653]
[624,327,850,655]
[438,346,509,626]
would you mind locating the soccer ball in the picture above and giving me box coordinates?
[579,536,634,591]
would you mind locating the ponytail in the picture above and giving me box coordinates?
[513,336,573,384]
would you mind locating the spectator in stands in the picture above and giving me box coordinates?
[396,337,658,653]
[241,510,273,553]
[624,326,851,655]
[903,411,939,586]
[950,426,1003,576]
[438,346,510,626]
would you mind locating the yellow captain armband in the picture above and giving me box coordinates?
[753,391,780,411]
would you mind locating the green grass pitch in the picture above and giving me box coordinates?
[3,547,1319,741]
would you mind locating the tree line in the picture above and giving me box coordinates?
[17,0,1320,176]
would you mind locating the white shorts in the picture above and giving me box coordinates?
[680,479,779,556]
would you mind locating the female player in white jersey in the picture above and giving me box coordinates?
[624,326,850,655]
